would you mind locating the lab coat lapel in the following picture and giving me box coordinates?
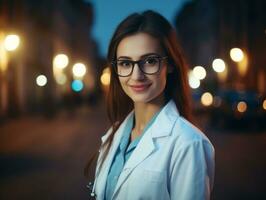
[112,100,179,199]
[96,111,134,199]
[111,130,155,199]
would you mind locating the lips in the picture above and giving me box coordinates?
[129,83,151,92]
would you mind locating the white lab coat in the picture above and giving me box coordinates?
[93,100,215,200]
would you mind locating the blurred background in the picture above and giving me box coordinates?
[0,0,265,199]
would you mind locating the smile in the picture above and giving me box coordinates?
[129,83,152,92]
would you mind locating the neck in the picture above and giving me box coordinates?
[132,95,165,136]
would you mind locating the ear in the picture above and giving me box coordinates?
[167,65,174,73]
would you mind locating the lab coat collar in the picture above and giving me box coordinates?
[150,99,179,138]
[100,100,179,142]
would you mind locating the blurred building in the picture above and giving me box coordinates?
[175,0,266,129]
[175,0,266,94]
[0,0,102,120]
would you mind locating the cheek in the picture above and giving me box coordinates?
[157,68,168,88]
[118,77,128,91]
[159,78,167,92]
[148,74,166,98]
[118,77,126,85]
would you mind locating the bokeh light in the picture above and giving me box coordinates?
[36,75,47,87]
[53,54,69,69]
[237,101,247,113]
[72,63,86,78]
[0,39,8,72]
[100,67,111,86]
[71,80,84,92]
[230,48,244,62]
[212,58,226,73]
[4,34,20,51]
[237,51,248,77]
[201,92,213,106]
[192,66,206,80]
[262,99,266,110]
[55,73,67,85]
[188,70,200,89]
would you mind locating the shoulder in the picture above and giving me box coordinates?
[171,116,215,189]
[172,116,214,152]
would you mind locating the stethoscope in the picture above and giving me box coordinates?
[86,148,101,199]
[86,180,97,198]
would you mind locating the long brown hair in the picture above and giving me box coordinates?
[85,10,191,176]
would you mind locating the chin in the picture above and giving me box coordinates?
[128,94,153,104]
[129,92,162,104]
[131,97,151,104]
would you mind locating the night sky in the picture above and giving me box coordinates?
[87,0,190,57]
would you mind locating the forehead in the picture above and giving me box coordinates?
[116,33,163,59]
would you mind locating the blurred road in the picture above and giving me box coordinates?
[0,102,265,200]
[0,102,108,200]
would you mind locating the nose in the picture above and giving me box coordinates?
[130,63,145,80]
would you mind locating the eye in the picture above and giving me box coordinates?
[144,57,159,65]
[117,60,132,67]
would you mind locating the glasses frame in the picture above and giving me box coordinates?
[112,56,168,77]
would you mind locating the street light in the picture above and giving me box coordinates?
[192,66,206,80]
[4,34,20,51]
[262,99,266,110]
[201,92,213,106]
[53,54,69,69]
[230,48,244,62]
[100,67,111,86]
[188,70,200,89]
[36,75,47,87]
[237,101,247,113]
[0,38,8,72]
[212,58,226,73]
[72,63,86,78]
[53,54,69,86]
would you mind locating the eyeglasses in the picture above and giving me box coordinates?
[112,56,167,77]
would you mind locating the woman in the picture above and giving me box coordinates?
[89,10,215,200]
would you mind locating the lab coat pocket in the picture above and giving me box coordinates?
[127,169,169,200]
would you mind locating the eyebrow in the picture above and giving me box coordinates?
[117,53,161,60]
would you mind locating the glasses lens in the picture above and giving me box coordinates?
[116,60,133,76]
[141,57,160,74]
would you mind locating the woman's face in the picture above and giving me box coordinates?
[116,32,168,104]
